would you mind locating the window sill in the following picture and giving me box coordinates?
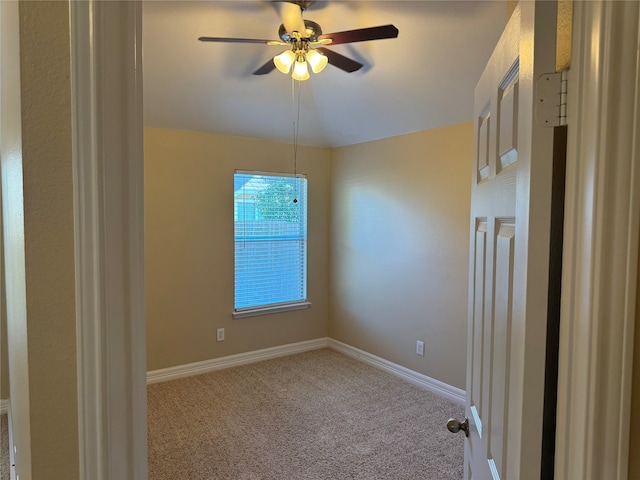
[233,302,311,319]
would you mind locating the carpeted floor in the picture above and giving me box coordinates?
[1,414,9,480]
[148,348,464,479]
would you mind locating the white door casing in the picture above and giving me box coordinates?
[70,1,147,479]
[466,3,557,479]
[555,2,640,478]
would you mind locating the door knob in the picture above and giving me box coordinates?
[447,417,469,437]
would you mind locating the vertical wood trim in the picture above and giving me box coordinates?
[70,3,103,476]
[555,2,640,478]
[70,1,147,478]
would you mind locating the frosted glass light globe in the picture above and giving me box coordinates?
[274,50,296,74]
[292,60,310,81]
[306,49,328,73]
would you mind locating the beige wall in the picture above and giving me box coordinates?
[507,0,518,21]
[329,122,472,389]
[145,128,330,370]
[0,2,80,479]
[146,123,473,388]
[556,0,572,71]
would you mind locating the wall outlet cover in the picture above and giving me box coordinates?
[416,340,425,356]
[217,328,225,342]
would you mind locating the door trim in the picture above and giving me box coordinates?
[555,1,640,478]
[70,2,147,478]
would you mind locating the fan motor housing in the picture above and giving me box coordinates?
[279,19,322,42]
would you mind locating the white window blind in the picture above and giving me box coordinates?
[234,172,308,311]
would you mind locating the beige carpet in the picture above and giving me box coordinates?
[148,348,464,479]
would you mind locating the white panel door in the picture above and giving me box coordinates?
[459,3,558,479]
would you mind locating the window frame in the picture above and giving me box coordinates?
[232,170,311,319]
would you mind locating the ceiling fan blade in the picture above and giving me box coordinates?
[198,37,274,44]
[253,59,277,76]
[318,24,399,45]
[316,47,363,73]
[273,1,307,36]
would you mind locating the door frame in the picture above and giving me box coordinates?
[69,0,639,477]
[70,2,147,479]
[555,1,640,478]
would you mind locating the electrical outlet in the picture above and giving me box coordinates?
[416,341,425,356]
[217,328,225,342]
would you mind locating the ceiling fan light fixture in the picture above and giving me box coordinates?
[292,59,310,81]
[274,50,296,74]
[306,48,328,73]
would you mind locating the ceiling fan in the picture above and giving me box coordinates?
[198,0,399,80]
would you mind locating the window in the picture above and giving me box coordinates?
[233,171,308,317]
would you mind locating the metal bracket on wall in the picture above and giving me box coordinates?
[535,71,568,127]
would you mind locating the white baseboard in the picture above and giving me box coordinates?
[147,338,330,384]
[146,337,466,406]
[0,399,8,415]
[327,339,466,405]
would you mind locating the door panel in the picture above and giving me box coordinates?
[477,111,491,182]
[497,73,519,172]
[463,3,557,479]
[490,220,515,477]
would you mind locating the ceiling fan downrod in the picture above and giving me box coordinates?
[283,0,316,11]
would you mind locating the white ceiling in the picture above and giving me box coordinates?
[142,1,506,147]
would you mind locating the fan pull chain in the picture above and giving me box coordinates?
[291,76,302,203]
